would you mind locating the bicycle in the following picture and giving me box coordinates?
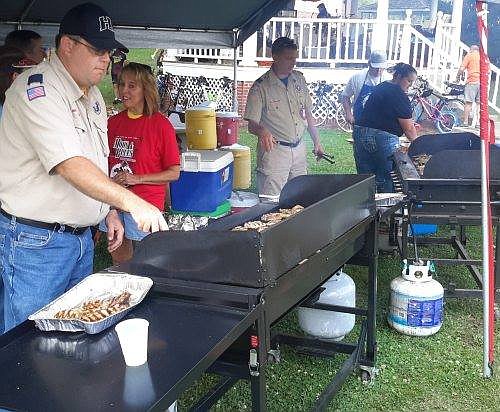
[157,72,192,122]
[310,81,352,132]
[442,81,466,124]
[217,76,235,112]
[410,77,457,133]
[188,75,236,112]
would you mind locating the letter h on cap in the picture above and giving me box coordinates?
[99,16,113,32]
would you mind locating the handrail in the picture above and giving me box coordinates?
[160,15,499,113]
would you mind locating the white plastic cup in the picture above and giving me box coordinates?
[115,318,149,366]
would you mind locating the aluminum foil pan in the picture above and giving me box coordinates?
[164,213,209,231]
[29,272,153,334]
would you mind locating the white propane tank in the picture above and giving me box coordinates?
[298,270,355,341]
[388,259,444,336]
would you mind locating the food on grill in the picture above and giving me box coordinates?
[232,205,304,231]
[244,221,267,230]
[232,225,246,231]
[412,154,432,175]
[261,212,287,222]
[54,291,131,322]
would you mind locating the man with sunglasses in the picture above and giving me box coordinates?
[0,3,168,332]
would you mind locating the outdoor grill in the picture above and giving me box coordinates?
[392,132,500,218]
[0,174,379,411]
[391,132,500,298]
[127,174,375,288]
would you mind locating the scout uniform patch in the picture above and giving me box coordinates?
[27,73,45,101]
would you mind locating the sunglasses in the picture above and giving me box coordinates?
[69,36,114,57]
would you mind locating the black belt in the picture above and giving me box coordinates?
[0,208,90,235]
[276,139,302,148]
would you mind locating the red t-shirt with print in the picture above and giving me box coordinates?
[107,111,180,210]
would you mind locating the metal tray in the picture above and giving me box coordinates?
[375,193,405,207]
[29,272,153,334]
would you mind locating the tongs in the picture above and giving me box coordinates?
[316,152,335,164]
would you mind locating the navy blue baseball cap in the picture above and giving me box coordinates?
[59,2,129,53]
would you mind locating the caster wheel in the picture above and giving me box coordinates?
[361,369,372,383]
[359,365,378,384]
[267,349,281,363]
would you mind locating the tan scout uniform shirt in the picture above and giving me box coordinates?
[0,54,110,227]
[244,69,312,143]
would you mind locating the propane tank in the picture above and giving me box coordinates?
[388,259,444,336]
[298,270,355,341]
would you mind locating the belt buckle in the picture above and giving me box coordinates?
[69,226,81,235]
[59,224,78,235]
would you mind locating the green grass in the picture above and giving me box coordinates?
[95,51,500,410]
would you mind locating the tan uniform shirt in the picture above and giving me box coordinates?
[244,69,311,143]
[0,54,110,227]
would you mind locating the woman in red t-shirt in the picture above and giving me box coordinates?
[101,62,180,264]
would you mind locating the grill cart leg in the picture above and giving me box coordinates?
[313,322,368,412]
[250,316,268,411]
[274,324,368,412]
[190,377,239,411]
[365,218,378,364]
[400,210,409,261]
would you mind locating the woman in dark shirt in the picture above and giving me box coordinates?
[355,63,418,192]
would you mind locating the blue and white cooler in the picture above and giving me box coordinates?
[170,150,234,213]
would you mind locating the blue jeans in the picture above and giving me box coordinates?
[99,211,149,241]
[353,125,399,192]
[0,275,3,334]
[0,213,94,332]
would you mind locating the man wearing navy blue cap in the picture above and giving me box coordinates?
[0,3,167,332]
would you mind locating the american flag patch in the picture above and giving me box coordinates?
[27,86,46,101]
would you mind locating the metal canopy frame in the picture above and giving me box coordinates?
[0,0,290,48]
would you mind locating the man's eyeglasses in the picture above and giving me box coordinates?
[69,36,114,57]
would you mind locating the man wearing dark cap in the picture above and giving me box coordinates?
[0,2,168,332]
[244,37,325,199]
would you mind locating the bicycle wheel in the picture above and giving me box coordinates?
[177,88,193,111]
[442,99,465,125]
[412,101,425,122]
[334,105,352,133]
[436,110,457,133]
[311,98,329,127]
